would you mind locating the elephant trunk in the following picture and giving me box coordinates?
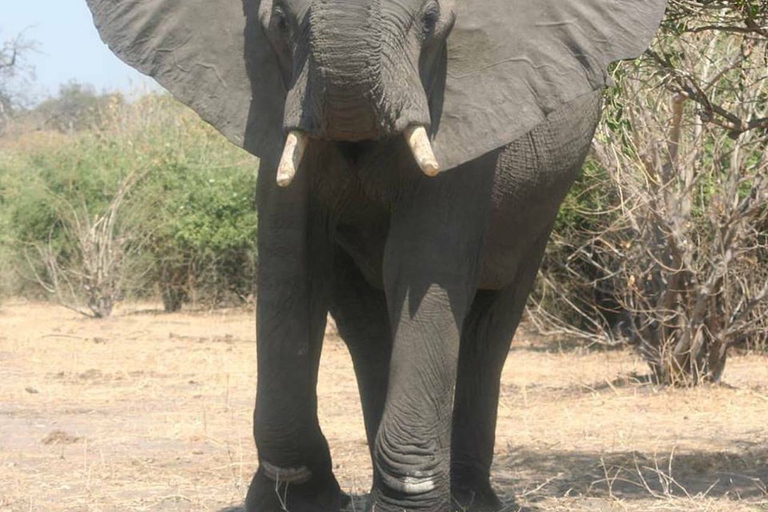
[308,0,385,141]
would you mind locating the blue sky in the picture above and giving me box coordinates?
[2,0,160,101]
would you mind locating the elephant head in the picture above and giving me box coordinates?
[85,0,667,180]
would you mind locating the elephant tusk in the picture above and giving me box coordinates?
[276,131,309,187]
[404,125,440,177]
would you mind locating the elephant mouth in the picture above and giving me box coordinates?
[275,126,440,187]
[336,140,373,168]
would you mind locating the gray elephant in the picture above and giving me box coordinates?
[86,0,667,510]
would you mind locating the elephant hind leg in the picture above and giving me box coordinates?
[450,288,509,512]
[451,228,553,512]
[329,248,392,460]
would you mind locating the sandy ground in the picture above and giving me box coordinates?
[0,301,766,512]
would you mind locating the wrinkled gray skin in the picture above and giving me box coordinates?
[247,1,601,511]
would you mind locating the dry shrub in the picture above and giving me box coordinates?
[26,171,147,318]
[531,1,768,384]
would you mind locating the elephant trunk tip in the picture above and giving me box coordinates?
[404,125,440,177]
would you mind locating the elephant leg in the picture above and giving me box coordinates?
[450,229,553,512]
[246,169,344,512]
[329,249,392,458]
[370,159,497,512]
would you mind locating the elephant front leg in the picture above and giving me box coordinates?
[330,249,392,458]
[370,166,495,512]
[245,169,344,512]
[246,276,343,512]
[371,282,464,512]
[450,287,522,512]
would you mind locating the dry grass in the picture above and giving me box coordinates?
[0,301,766,511]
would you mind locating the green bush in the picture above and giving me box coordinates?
[0,92,258,311]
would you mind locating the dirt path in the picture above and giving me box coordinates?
[1,302,766,511]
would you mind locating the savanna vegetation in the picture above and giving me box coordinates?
[0,85,258,316]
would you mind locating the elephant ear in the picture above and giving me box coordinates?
[432,0,668,170]
[86,0,285,161]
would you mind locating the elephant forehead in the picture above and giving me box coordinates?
[285,0,432,17]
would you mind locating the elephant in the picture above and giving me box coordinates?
[86,0,667,510]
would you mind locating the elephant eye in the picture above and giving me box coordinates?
[422,4,440,35]
[274,6,289,33]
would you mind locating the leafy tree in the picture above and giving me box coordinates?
[0,32,36,133]
[34,81,122,133]
[141,160,257,311]
[126,95,257,311]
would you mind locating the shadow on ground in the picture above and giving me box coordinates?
[217,446,767,511]
[493,445,768,506]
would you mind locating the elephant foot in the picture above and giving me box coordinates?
[367,488,451,512]
[451,476,504,512]
[245,466,349,512]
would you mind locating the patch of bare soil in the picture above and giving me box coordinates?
[0,300,766,511]
[41,430,82,446]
